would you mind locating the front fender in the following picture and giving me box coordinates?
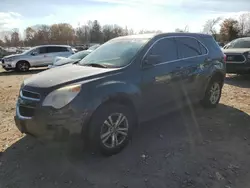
[91,80,141,111]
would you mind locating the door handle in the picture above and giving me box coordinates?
[175,66,182,69]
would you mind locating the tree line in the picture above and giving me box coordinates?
[0,20,161,47]
[203,12,250,43]
[1,12,250,47]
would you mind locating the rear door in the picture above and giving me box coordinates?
[174,36,208,103]
[45,47,72,65]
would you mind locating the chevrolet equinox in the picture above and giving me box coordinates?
[15,33,226,155]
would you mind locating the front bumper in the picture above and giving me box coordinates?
[14,94,92,142]
[226,63,250,73]
[2,60,15,70]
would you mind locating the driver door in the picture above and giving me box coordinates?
[29,47,49,66]
[139,38,181,120]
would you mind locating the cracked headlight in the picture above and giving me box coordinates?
[42,84,81,109]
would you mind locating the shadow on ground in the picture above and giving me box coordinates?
[225,74,250,88]
[1,104,250,188]
[0,68,47,76]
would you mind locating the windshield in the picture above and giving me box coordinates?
[68,51,90,60]
[88,44,100,51]
[79,38,149,68]
[22,46,37,54]
[225,38,250,49]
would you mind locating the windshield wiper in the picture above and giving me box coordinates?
[83,63,108,68]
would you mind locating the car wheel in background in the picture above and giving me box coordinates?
[16,61,30,72]
[201,77,222,108]
[87,103,135,156]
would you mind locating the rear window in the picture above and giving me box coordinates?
[175,37,203,59]
[201,36,222,56]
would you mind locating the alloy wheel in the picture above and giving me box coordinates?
[100,113,129,149]
[209,82,220,104]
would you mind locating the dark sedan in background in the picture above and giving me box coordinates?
[223,37,250,74]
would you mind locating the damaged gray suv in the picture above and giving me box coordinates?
[15,33,226,155]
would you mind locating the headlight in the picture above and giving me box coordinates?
[247,52,250,59]
[42,84,81,109]
[5,57,15,62]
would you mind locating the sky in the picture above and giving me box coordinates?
[0,0,250,37]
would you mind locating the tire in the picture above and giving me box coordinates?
[16,61,30,72]
[201,77,222,108]
[87,103,135,156]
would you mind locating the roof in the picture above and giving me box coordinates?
[111,32,212,41]
[35,44,71,48]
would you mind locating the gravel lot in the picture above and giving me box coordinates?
[0,68,250,188]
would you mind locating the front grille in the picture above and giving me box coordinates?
[19,106,35,117]
[21,90,40,100]
[226,54,245,62]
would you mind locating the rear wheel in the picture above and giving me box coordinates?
[201,78,222,108]
[16,61,30,72]
[87,103,135,156]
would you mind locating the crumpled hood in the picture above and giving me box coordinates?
[24,64,116,88]
[223,48,250,54]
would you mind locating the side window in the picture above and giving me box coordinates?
[58,47,69,52]
[175,37,202,59]
[47,47,68,53]
[147,38,178,63]
[38,47,47,54]
[199,43,208,54]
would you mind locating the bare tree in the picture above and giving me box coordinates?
[238,13,250,37]
[175,25,189,32]
[203,17,221,39]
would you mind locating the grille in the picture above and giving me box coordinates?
[226,54,245,62]
[19,106,35,117]
[21,90,40,100]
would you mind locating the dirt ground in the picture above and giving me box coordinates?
[0,68,250,188]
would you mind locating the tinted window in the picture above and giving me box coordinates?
[47,47,68,53]
[199,43,207,54]
[175,37,201,59]
[147,38,177,63]
[38,47,47,54]
[202,36,222,55]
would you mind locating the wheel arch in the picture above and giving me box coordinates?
[16,60,30,68]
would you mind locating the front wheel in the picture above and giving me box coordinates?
[87,103,135,156]
[16,61,30,72]
[201,78,222,108]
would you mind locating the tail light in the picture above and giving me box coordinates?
[223,54,227,62]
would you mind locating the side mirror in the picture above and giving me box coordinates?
[143,55,161,66]
[31,51,38,56]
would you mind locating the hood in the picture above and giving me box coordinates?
[3,53,21,59]
[223,48,250,54]
[54,58,78,66]
[24,64,116,88]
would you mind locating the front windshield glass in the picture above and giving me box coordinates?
[22,46,37,54]
[79,38,149,68]
[226,38,250,49]
[69,51,89,60]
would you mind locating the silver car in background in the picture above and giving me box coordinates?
[1,45,74,72]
